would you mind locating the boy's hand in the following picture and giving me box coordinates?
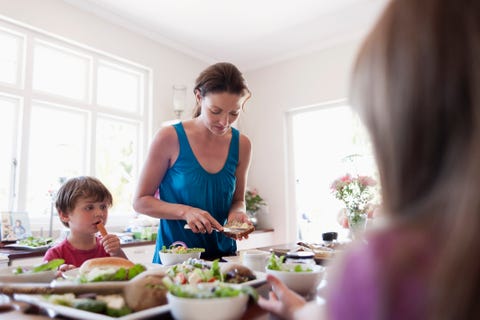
[100,234,122,256]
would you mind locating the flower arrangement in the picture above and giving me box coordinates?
[245,187,266,213]
[331,174,377,218]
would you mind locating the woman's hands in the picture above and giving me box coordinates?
[226,211,253,240]
[258,274,307,319]
[183,206,224,234]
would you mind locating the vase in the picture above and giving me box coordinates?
[247,210,258,227]
[347,212,367,240]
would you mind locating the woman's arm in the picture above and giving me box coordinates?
[228,133,252,226]
[133,126,223,233]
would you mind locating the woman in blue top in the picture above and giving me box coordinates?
[133,62,253,263]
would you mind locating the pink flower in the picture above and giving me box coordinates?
[358,175,376,187]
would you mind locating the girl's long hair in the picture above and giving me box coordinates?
[350,0,480,318]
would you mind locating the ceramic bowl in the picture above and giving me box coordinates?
[159,251,202,266]
[0,266,57,283]
[167,290,248,320]
[265,264,325,295]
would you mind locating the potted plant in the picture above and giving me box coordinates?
[245,187,266,226]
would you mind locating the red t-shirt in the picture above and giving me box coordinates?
[43,237,110,267]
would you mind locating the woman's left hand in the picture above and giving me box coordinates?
[227,211,253,240]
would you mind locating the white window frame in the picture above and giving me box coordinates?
[0,18,152,232]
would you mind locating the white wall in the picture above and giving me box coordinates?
[243,40,363,245]
[0,0,365,244]
[0,0,207,133]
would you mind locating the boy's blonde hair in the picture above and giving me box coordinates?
[55,176,113,227]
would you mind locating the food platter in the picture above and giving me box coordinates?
[14,294,171,320]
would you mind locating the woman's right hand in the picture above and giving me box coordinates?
[183,206,223,234]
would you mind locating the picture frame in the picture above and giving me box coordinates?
[1,211,31,241]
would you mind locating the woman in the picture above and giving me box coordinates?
[133,62,253,263]
[259,0,480,319]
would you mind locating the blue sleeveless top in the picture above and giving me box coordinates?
[152,122,238,263]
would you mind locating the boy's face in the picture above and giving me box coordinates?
[61,197,109,235]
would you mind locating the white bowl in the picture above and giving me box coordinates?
[265,264,325,295]
[0,266,56,283]
[167,291,248,320]
[159,251,201,266]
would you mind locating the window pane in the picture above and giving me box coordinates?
[96,117,139,216]
[26,103,89,217]
[33,42,89,101]
[292,106,376,241]
[0,30,22,85]
[97,63,142,113]
[0,96,20,211]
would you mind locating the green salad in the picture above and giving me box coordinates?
[160,245,205,254]
[266,253,313,272]
[14,259,64,274]
[166,282,258,301]
[18,236,54,247]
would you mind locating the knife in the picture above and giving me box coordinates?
[0,282,125,295]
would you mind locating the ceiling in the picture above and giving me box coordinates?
[63,0,388,71]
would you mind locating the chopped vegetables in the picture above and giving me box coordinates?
[266,253,313,272]
[167,283,258,301]
[160,245,205,254]
[17,236,54,247]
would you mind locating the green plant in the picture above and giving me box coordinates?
[245,188,266,213]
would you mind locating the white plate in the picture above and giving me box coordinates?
[14,294,170,320]
[221,256,242,264]
[0,266,57,283]
[4,244,51,251]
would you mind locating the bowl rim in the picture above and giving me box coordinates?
[265,264,324,274]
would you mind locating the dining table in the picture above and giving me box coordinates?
[0,242,333,320]
[0,283,275,320]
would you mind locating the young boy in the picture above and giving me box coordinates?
[44,176,127,271]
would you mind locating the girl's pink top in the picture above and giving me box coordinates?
[327,227,434,320]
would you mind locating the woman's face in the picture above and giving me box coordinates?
[197,91,242,136]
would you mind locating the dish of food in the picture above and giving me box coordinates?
[0,259,64,283]
[163,259,266,288]
[167,284,253,320]
[14,294,170,320]
[63,257,146,283]
[4,236,54,251]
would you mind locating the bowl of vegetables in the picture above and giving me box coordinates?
[166,283,255,320]
[0,259,64,283]
[265,254,325,295]
[159,242,205,266]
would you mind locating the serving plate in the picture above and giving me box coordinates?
[14,294,170,320]
[3,244,51,251]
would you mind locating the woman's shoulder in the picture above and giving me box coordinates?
[151,124,180,149]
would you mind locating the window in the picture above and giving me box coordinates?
[0,28,24,86]
[289,101,377,242]
[0,94,22,212]
[0,19,151,231]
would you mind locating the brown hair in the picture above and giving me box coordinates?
[351,0,480,318]
[55,176,113,227]
[192,62,251,117]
